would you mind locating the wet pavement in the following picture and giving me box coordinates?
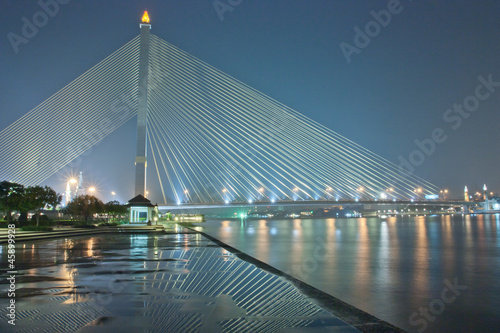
[0,231,360,332]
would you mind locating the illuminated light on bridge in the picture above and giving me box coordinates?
[141,10,150,24]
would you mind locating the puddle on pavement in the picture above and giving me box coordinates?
[0,233,358,332]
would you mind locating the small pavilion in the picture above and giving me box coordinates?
[127,194,157,223]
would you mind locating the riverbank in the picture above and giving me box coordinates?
[0,223,405,332]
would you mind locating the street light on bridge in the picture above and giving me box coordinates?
[222,188,229,203]
[258,187,265,200]
[326,187,333,200]
[357,186,364,200]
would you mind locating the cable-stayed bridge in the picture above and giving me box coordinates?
[0,12,442,206]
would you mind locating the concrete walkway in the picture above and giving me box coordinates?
[0,224,180,244]
[0,224,404,332]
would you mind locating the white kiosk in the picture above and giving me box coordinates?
[128,194,157,224]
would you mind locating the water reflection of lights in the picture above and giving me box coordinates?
[247,226,255,235]
[335,229,342,241]
[270,227,277,235]
[87,239,94,257]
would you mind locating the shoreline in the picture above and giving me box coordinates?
[0,224,406,332]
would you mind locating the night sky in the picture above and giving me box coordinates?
[1,1,500,203]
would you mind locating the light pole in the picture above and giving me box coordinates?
[326,187,333,199]
[358,186,364,200]
[222,188,228,203]
[258,187,264,200]
[415,188,422,200]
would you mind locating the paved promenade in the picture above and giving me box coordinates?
[0,225,404,332]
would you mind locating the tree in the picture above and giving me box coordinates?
[0,181,24,223]
[104,200,128,223]
[23,185,62,226]
[66,195,105,224]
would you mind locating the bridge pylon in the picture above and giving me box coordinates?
[135,11,151,196]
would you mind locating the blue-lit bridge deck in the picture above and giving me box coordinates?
[159,200,467,211]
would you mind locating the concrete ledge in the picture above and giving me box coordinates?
[0,225,198,244]
[194,228,407,333]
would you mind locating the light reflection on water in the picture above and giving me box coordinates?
[201,214,500,333]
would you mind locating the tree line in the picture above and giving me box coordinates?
[0,181,61,226]
[0,181,128,226]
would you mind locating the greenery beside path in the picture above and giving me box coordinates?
[1,180,129,231]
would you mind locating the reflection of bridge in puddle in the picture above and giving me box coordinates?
[0,233,359,332]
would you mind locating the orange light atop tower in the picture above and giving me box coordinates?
[142,11,150,24]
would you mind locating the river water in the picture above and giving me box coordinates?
[200,214,500,333]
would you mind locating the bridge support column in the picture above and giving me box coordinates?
[135,12,151,196]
